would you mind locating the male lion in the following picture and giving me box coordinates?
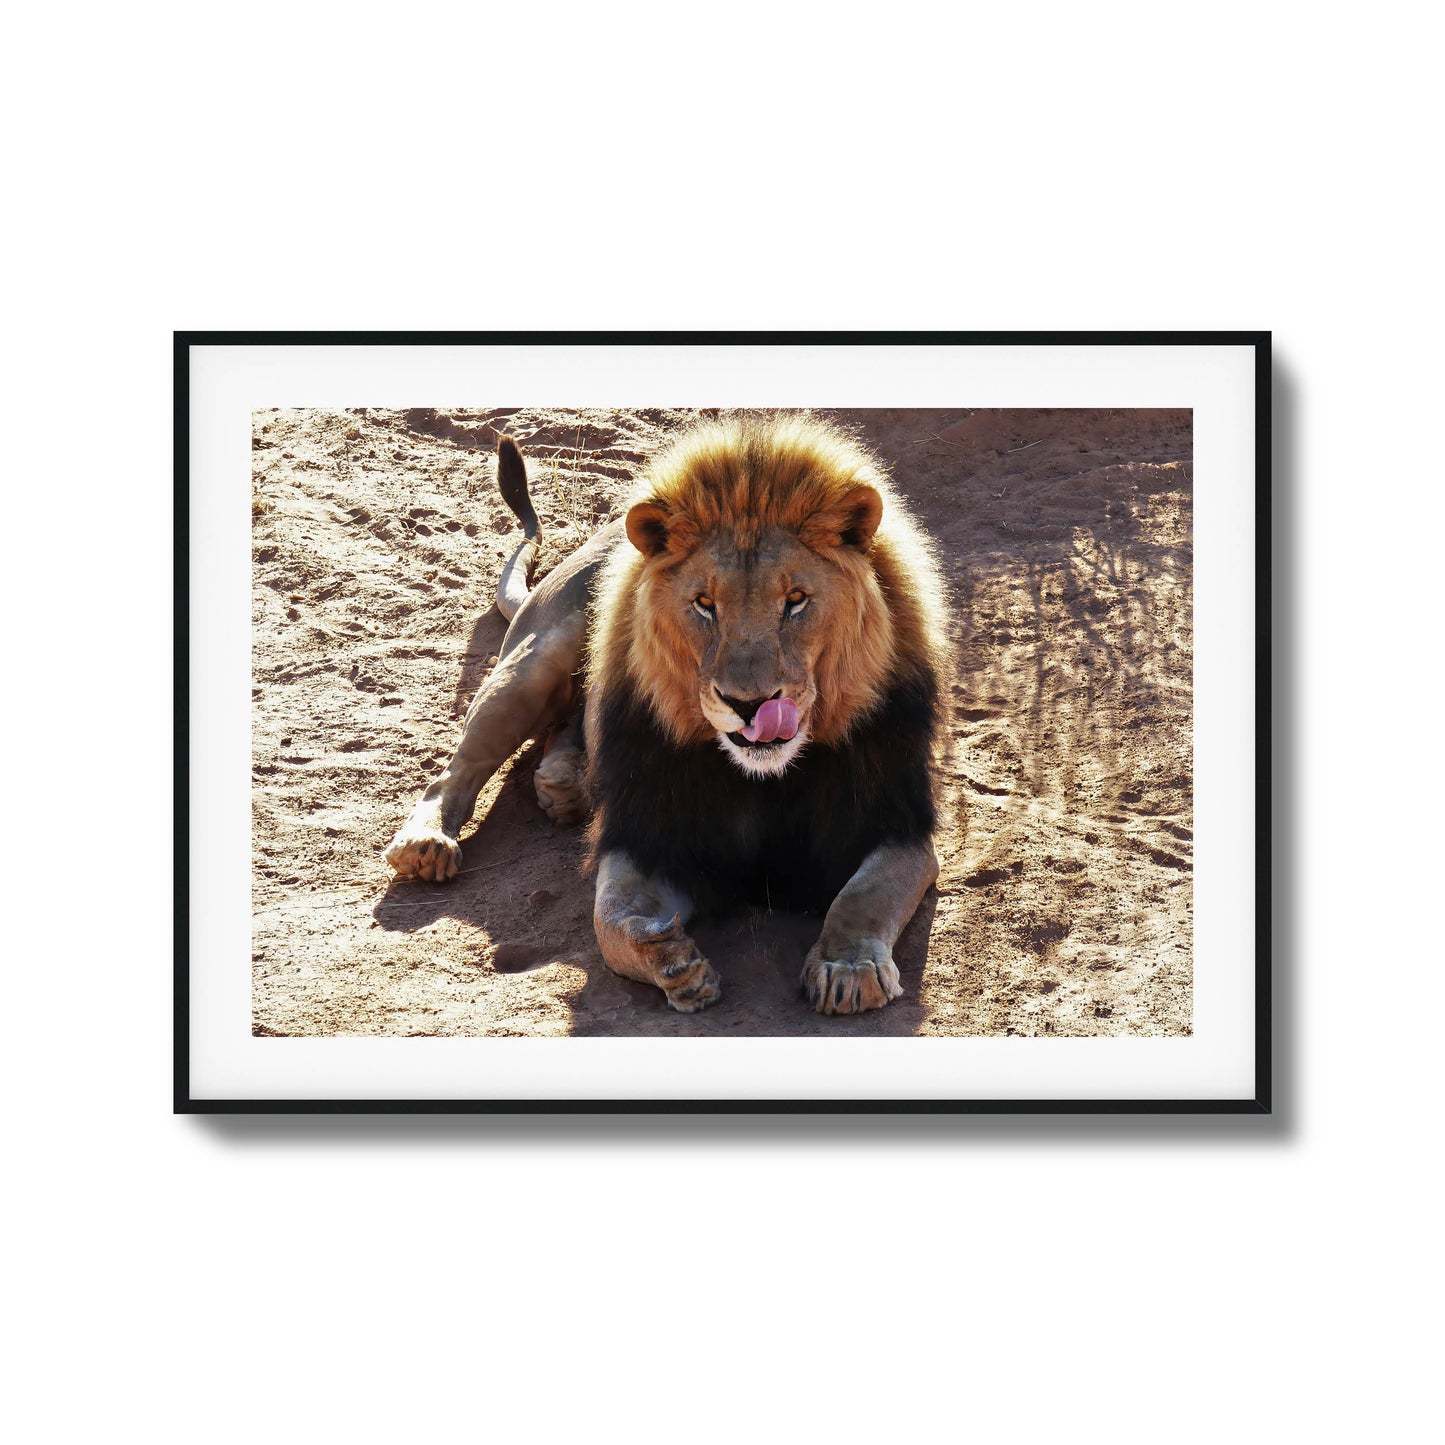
[385,414,948,1016]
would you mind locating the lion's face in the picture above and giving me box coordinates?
[666,527,837,775]
[623,478,892,778]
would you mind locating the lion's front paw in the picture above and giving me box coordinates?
[640,917,722,1013]
[660,952,722,1014]
[801,937,903,1016]
[603,913,722,1013]
[384,826,461,882]
[534,746,588,826]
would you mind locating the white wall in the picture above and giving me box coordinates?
[6,4,1434,1442]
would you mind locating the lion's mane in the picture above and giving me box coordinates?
[591,413,948,747]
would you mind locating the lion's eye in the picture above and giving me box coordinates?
[785,588,809,617]
[693,593,716,621]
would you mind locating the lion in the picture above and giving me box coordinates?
[385,413,948,1016]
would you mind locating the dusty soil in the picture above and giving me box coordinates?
[251,406,1192,1037]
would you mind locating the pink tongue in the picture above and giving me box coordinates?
[741,696,798,744]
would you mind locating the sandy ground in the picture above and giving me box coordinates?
[251,406,1192,1037]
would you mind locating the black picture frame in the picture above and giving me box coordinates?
[177,330,1270,1115]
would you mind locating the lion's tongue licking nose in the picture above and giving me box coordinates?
[740,697,798,745]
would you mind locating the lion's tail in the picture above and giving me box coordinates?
[495,434,541,621]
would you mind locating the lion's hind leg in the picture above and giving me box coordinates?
[593,851,720,1012]
[385,620,583,881]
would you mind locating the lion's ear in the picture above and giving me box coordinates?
[626,501,699,559]
[800,485,884,552]
[626,502,671,557]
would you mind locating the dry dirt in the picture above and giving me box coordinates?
[251,406,1192,1037]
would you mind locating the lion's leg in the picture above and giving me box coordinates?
[534,696,589,826]
[593,850,720,1013]
[385,621,582,882]
[801,840,938,1016]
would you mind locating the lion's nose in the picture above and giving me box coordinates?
[714,687,782,725]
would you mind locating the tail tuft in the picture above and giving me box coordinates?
[497,435,540,540]
[495,435,541,621]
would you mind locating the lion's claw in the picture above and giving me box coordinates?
[663,961,722,1013]
[801,937,902,1016]
[385,827,461,882]
[640,918,721,1013]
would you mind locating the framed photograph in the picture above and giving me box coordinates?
[179,331,1269,1113]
